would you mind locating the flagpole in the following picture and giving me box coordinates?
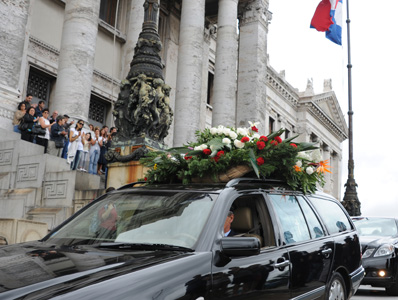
[342,0,361,216]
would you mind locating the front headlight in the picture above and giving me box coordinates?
[362,248,375,258]
[374,244,394,257]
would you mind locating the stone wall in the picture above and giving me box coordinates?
[0,128,103,243]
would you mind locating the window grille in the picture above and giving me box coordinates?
[27,70,51,103]
[89,97,106,124]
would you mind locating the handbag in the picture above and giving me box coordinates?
[32,125,46,136]
[18,121,28,131]
[55,139,64,148]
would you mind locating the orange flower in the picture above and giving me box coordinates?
[294,165,302,172]
[317,160,332,174]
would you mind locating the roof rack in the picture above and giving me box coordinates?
[225,178,285,188]
[117,181,147,190]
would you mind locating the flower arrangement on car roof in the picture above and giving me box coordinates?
[140,122,331,193]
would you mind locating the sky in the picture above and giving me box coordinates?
[267,0,398,217]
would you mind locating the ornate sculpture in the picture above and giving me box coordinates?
[112,0,173,145]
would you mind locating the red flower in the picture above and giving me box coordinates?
[213,156,219,163]
[256,157,265,166]
[241,136,250,143]
[259,136,268,142]
[270,140,278,146]
[251,126,258,132]
[203,149,211,155]
[256,141,265,150]
[275,136,282,143]
[290,143,297,148]
[184,153,192,160]
[217,150,225,157]
[144,177,147,181]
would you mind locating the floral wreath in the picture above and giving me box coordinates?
[140,122,331,193]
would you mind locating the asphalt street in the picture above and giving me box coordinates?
[352,285,397,299]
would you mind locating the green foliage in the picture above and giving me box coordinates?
[139,123,328,193]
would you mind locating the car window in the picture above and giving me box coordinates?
[228,195,276,247]
[353,218,398,236]
[296,196,325,238]
[268,194,310,244]
[309,196,353,234]
[47,191,217,248]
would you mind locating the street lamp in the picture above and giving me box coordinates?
[342,0,361,216]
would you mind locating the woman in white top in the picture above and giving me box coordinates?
[68,120,85,170]
[36,109,54,154]
[89,127,103,175]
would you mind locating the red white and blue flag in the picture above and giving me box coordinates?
[311,0,343,45]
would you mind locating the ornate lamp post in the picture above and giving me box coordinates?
[342,0,361,216]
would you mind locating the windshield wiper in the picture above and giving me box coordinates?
[97,242,194,252]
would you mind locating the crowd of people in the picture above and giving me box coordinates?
[12,94,117,176]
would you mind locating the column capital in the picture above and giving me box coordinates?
[238,0,271,28]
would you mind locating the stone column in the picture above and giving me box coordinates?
[173,0,205,146]
[51,0,100,121]
[199,26,212,129]
[211,0,239,128]
[121,0,145,79]
[236,0,270,129]
[0,0,31,130]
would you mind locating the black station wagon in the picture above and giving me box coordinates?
[0,179,364,299]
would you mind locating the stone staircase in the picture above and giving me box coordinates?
[0,128,105,243]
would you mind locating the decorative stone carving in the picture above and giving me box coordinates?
[16,164,39,182]
[0,149,13,166]
[112,0,173,149]
[239,0,271,28]
[44,181,68,199]
[324,78,332,92]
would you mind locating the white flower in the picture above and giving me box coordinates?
[237,128,248,136]
[216,128,224,135]
[234,139,245,149]
[252,133,260,139]
[297,151,310,160]
[194,144,208,151]
[222,138,231,145]
[229,131,238,139]
[210,127,218,135]
[223,128,232,136]
[296,160,303,168]
[306,166,315,175]
[248,121,260,127]
[310,149,322,163]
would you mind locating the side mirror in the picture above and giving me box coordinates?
[221,237,260,257]
[0,236,8,246]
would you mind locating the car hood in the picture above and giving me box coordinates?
[359,235,398,248]
[0,240,192,297]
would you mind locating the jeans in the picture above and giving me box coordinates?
[79,151,88,170]
[62,139,69,159]
[71,150,82,170]
[89,149,100,174]
[14,125,21,133]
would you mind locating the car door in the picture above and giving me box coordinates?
[210,193,291,299]
[267,194,334,299]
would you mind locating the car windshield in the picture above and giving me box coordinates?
[353,218,398,237]
[47,191,217,248]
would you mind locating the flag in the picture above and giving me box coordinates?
[311,0,343,45]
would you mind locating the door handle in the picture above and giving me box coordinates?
[274,260,290,268]
[321,248,332,256]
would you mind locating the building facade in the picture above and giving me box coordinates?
[0,0,347,200]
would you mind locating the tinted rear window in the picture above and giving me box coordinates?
[308,196,353,234]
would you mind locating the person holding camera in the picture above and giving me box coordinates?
[68,119,85,170]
